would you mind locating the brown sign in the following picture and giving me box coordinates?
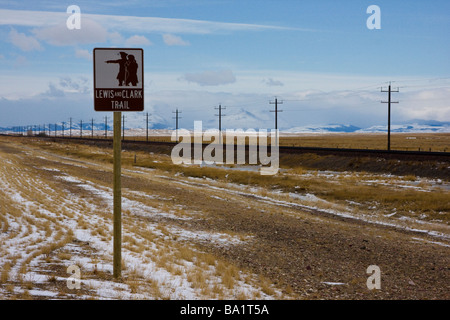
[93,48,144,112]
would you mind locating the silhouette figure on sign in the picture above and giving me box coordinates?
[125,55,138,86]
[105,52,138,87]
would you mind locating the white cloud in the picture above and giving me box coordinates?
[75,49,91,60]
[108,31,124,44]
[0,93,94,127]
[9,29,42,51]
[264,78,284,86]
[125,35,152,46]
[0,9,62,27]
[397,87,450,121]
[58,76,90,94]
[13,55,28,68]
[32,18,109,46]
[82,13,296,35]
[181,70,236,86]
[0,9,292,35]
[44,82,65,97]
[162,34,189,46]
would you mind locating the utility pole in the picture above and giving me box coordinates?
[270,97,283,146]
[381,82,399,151]
[215,104,226,144]
[145,112,151,142]
[62,122,65,137]
[172,109,182,143]
[269,97,283,131]
[104,116,108,139]
[80,120,83,138]
[69,118,72,138]
[91,118,94,138]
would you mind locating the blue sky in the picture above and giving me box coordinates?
[0,0,449,129]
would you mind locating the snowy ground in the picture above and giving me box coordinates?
[0,141,284,299]
[0,137,448,299]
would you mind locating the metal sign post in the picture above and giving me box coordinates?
[93,48,144,279]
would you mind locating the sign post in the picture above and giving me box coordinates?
[93,48,144,279]
[113,111,122,279]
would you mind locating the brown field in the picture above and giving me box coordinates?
[0,135,448,300]
[116,132,450,152]
[22,131,450,152]
[278,132,450,152]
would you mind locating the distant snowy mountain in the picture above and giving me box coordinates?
[121,112,169,130]
[1,119,449,134]
[357,120,450,133]
[282,120,450,133]
[283,124,361,133]
[204,108,272,130]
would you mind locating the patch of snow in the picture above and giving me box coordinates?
[56,175,83,183]
[322,282,347,286]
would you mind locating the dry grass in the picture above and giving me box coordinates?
[95,132,450,152]
[15,136,450,222]
[0,136,288,299]
[0,135,447,300]
[278,132,450,152]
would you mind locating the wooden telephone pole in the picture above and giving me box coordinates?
[173,109,182,143]
[381,83,399,151]
[270,97,283,146]
[215,104,226,144]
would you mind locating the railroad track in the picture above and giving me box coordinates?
[3,134,449,162]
